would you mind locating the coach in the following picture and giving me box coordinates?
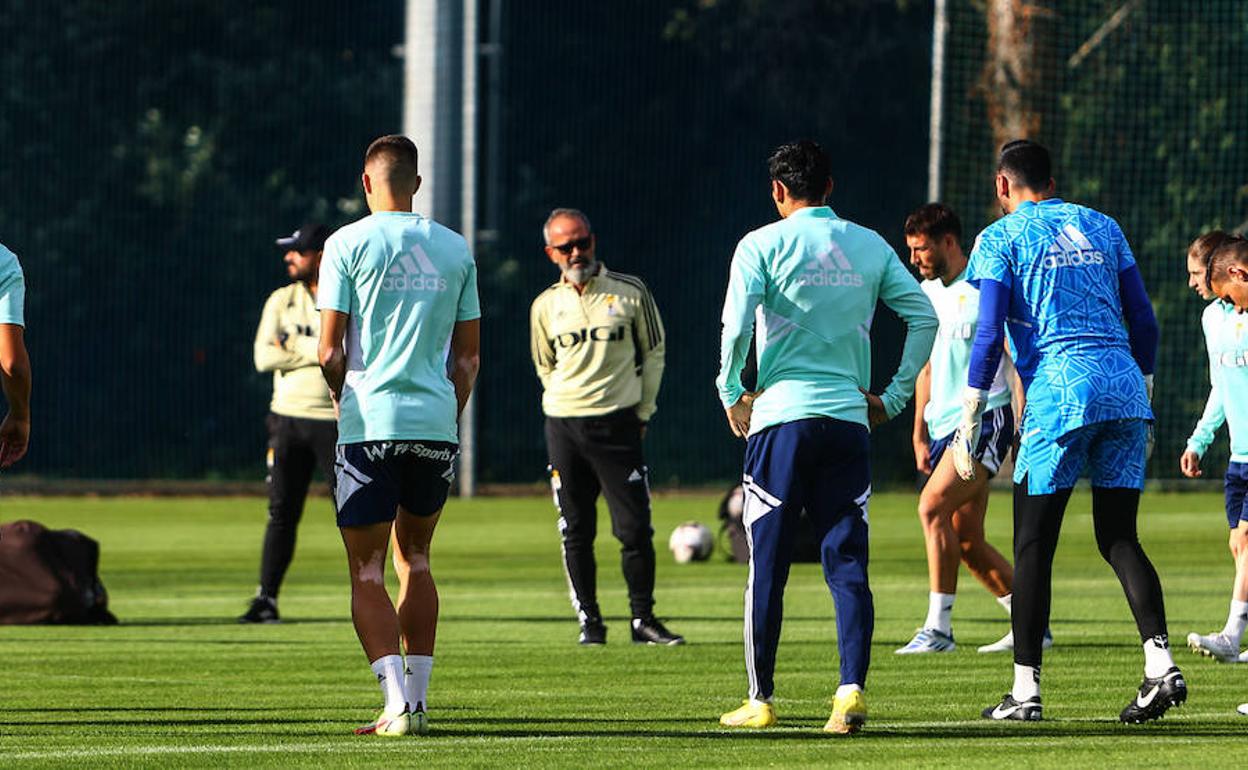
[240,222,336,624]
[529,208,682,647]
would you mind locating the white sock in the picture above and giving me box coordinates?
[1222,599,1248,644]
[835,683,863,699]
[370,654,407,716]
[924,592,955,634]
[1012,664,1040,701]
[997,593,1013,615]
[405,655,433,712]
[1143,635,1175,678]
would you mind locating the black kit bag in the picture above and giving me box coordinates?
[717,484,820,564]
[0,520,117,625]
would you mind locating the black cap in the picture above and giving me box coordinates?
[275,222,330,252]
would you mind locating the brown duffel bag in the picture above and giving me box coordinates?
[0,520,117,624]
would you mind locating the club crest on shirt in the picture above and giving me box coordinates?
[606,294,618,316]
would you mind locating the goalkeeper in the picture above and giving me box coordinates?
[959,140,1183,724]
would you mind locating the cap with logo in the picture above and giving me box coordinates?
[276,222,331,252]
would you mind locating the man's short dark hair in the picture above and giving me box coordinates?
[998,139,1052,191]
[768,140,831,203]
[364,134,419,188]
[904,203,962,244]
[1209,237,1248,288]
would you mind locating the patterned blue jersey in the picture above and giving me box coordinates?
[967,199,1151,440]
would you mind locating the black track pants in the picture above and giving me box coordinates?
[259,413,337,598]
[545,410,655,621]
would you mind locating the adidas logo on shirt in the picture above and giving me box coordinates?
[797,242,863,287]
[382,245,448,292]
[1043,225,1105,269]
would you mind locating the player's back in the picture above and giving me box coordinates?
[319,212,479,444]
[732,206,921,430]
[969,199,1149,437]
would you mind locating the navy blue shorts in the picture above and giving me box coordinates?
[928,405,1015,478]
[1225,461,1248,529]
[334,440,458,527]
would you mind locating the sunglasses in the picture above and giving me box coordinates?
[549,236,593,255]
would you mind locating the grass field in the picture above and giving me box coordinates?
[1,490,1245,767]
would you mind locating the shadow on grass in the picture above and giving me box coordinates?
[119,617,344,627]
[0,710,1226,740]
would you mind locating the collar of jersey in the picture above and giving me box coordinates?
[1015,198,1065,213]
[788,205,836,220]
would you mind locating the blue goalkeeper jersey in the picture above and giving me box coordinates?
[967,199,1151,441]
[717,206,937,435]
[1186,300,1248,463]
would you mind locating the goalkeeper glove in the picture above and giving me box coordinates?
[1143,373,1154,403]
[951,387,988,482]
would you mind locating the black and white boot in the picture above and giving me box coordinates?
[982,693,1042,721]
[1119,667,1186,724]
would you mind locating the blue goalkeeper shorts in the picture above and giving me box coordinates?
[1014,417,1148,495]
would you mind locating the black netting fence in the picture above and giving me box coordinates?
[3,0,939,485]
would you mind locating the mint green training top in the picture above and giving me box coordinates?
[1186,300,1248,463]
[716,206,937,436]
[318,211,481,445]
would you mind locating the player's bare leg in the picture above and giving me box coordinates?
[343,521,402,658]
[1189,521,1248,662]
[918,451,984,595]
[899,450,1012,653]
[392,506,441,732]
[392,508,440,656]
[951,488,1012,596]
[342,520,410,736]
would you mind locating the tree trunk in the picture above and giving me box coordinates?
[982,0,1056,152]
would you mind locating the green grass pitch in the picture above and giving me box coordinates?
[0,491,1245,767]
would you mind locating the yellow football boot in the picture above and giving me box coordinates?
[825,690,867,734]
[719,699,777,728]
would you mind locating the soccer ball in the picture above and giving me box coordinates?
[668,521,714,563]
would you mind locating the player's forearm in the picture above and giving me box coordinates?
[318,345,346,400]
[449,318,481,417]
[1186,385,1225,457]
[450,351,480,416]
[967,279,1008,391]
[0,344,31,421]
[716,328,752,407]
[881,320,937,418]
[912,366,930,440]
